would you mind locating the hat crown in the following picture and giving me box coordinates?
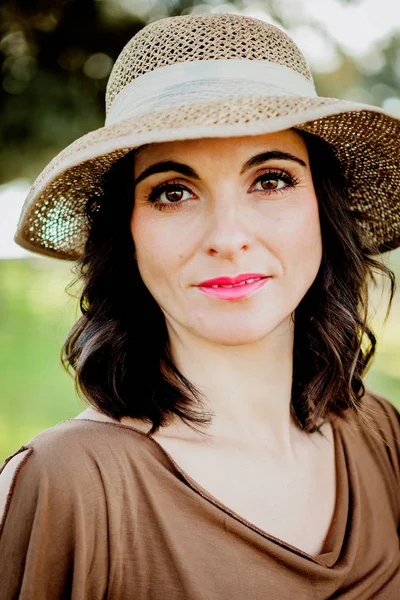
[106,13,313,113]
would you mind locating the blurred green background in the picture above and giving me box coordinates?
[1,0,400,461]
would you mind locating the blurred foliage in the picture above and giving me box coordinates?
[0,0,144,182]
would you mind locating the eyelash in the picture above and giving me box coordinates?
[145,169,299,212]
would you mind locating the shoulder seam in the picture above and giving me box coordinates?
[0,446,33,537]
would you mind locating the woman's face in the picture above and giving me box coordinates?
[131,130,322,346]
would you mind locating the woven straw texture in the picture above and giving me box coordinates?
[106,13,313,112]
[14,13,400,260]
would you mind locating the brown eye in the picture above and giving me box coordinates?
[149,183,194,206]
[253,171,295,193]
[260,177,280,190]
[164,189,184,202]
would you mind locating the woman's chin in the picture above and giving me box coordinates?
[191,318,290,347]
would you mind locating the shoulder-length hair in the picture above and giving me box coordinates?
[61,131,395,435]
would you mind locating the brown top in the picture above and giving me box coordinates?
[0,392,399,599]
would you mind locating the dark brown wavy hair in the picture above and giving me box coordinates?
[61,131,395,436]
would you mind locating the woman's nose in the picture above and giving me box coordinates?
[202,198,252,259]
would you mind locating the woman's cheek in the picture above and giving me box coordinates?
[274,198,322,283]
[131,213,182,289]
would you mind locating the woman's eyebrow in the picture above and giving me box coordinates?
[240,150,307,173]
[134,150,307,185]
[134,161,199,186]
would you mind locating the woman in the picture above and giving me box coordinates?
[1,12,399,599]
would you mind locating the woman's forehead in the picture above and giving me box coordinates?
[134,130,308,170]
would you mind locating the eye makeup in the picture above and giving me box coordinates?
[144,168,300,212]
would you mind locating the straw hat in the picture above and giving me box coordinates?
[14,13,400,260]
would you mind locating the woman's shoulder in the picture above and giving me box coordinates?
[359,389,400,442]
[0,416,157,530]
[341,389,400,473]
[23,411,152,451]
[1,416,156,479]
[0,419,126,596]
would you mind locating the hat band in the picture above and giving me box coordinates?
[106,59,317,125]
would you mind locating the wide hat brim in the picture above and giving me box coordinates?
[14,94,400,260]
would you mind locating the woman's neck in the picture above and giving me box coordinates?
[164,316,301,458]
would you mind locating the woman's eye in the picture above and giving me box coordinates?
[160,187,191,203]
[253,174,289,192]
[149,184,193,206]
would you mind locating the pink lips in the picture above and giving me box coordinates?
[197,273,270,301]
